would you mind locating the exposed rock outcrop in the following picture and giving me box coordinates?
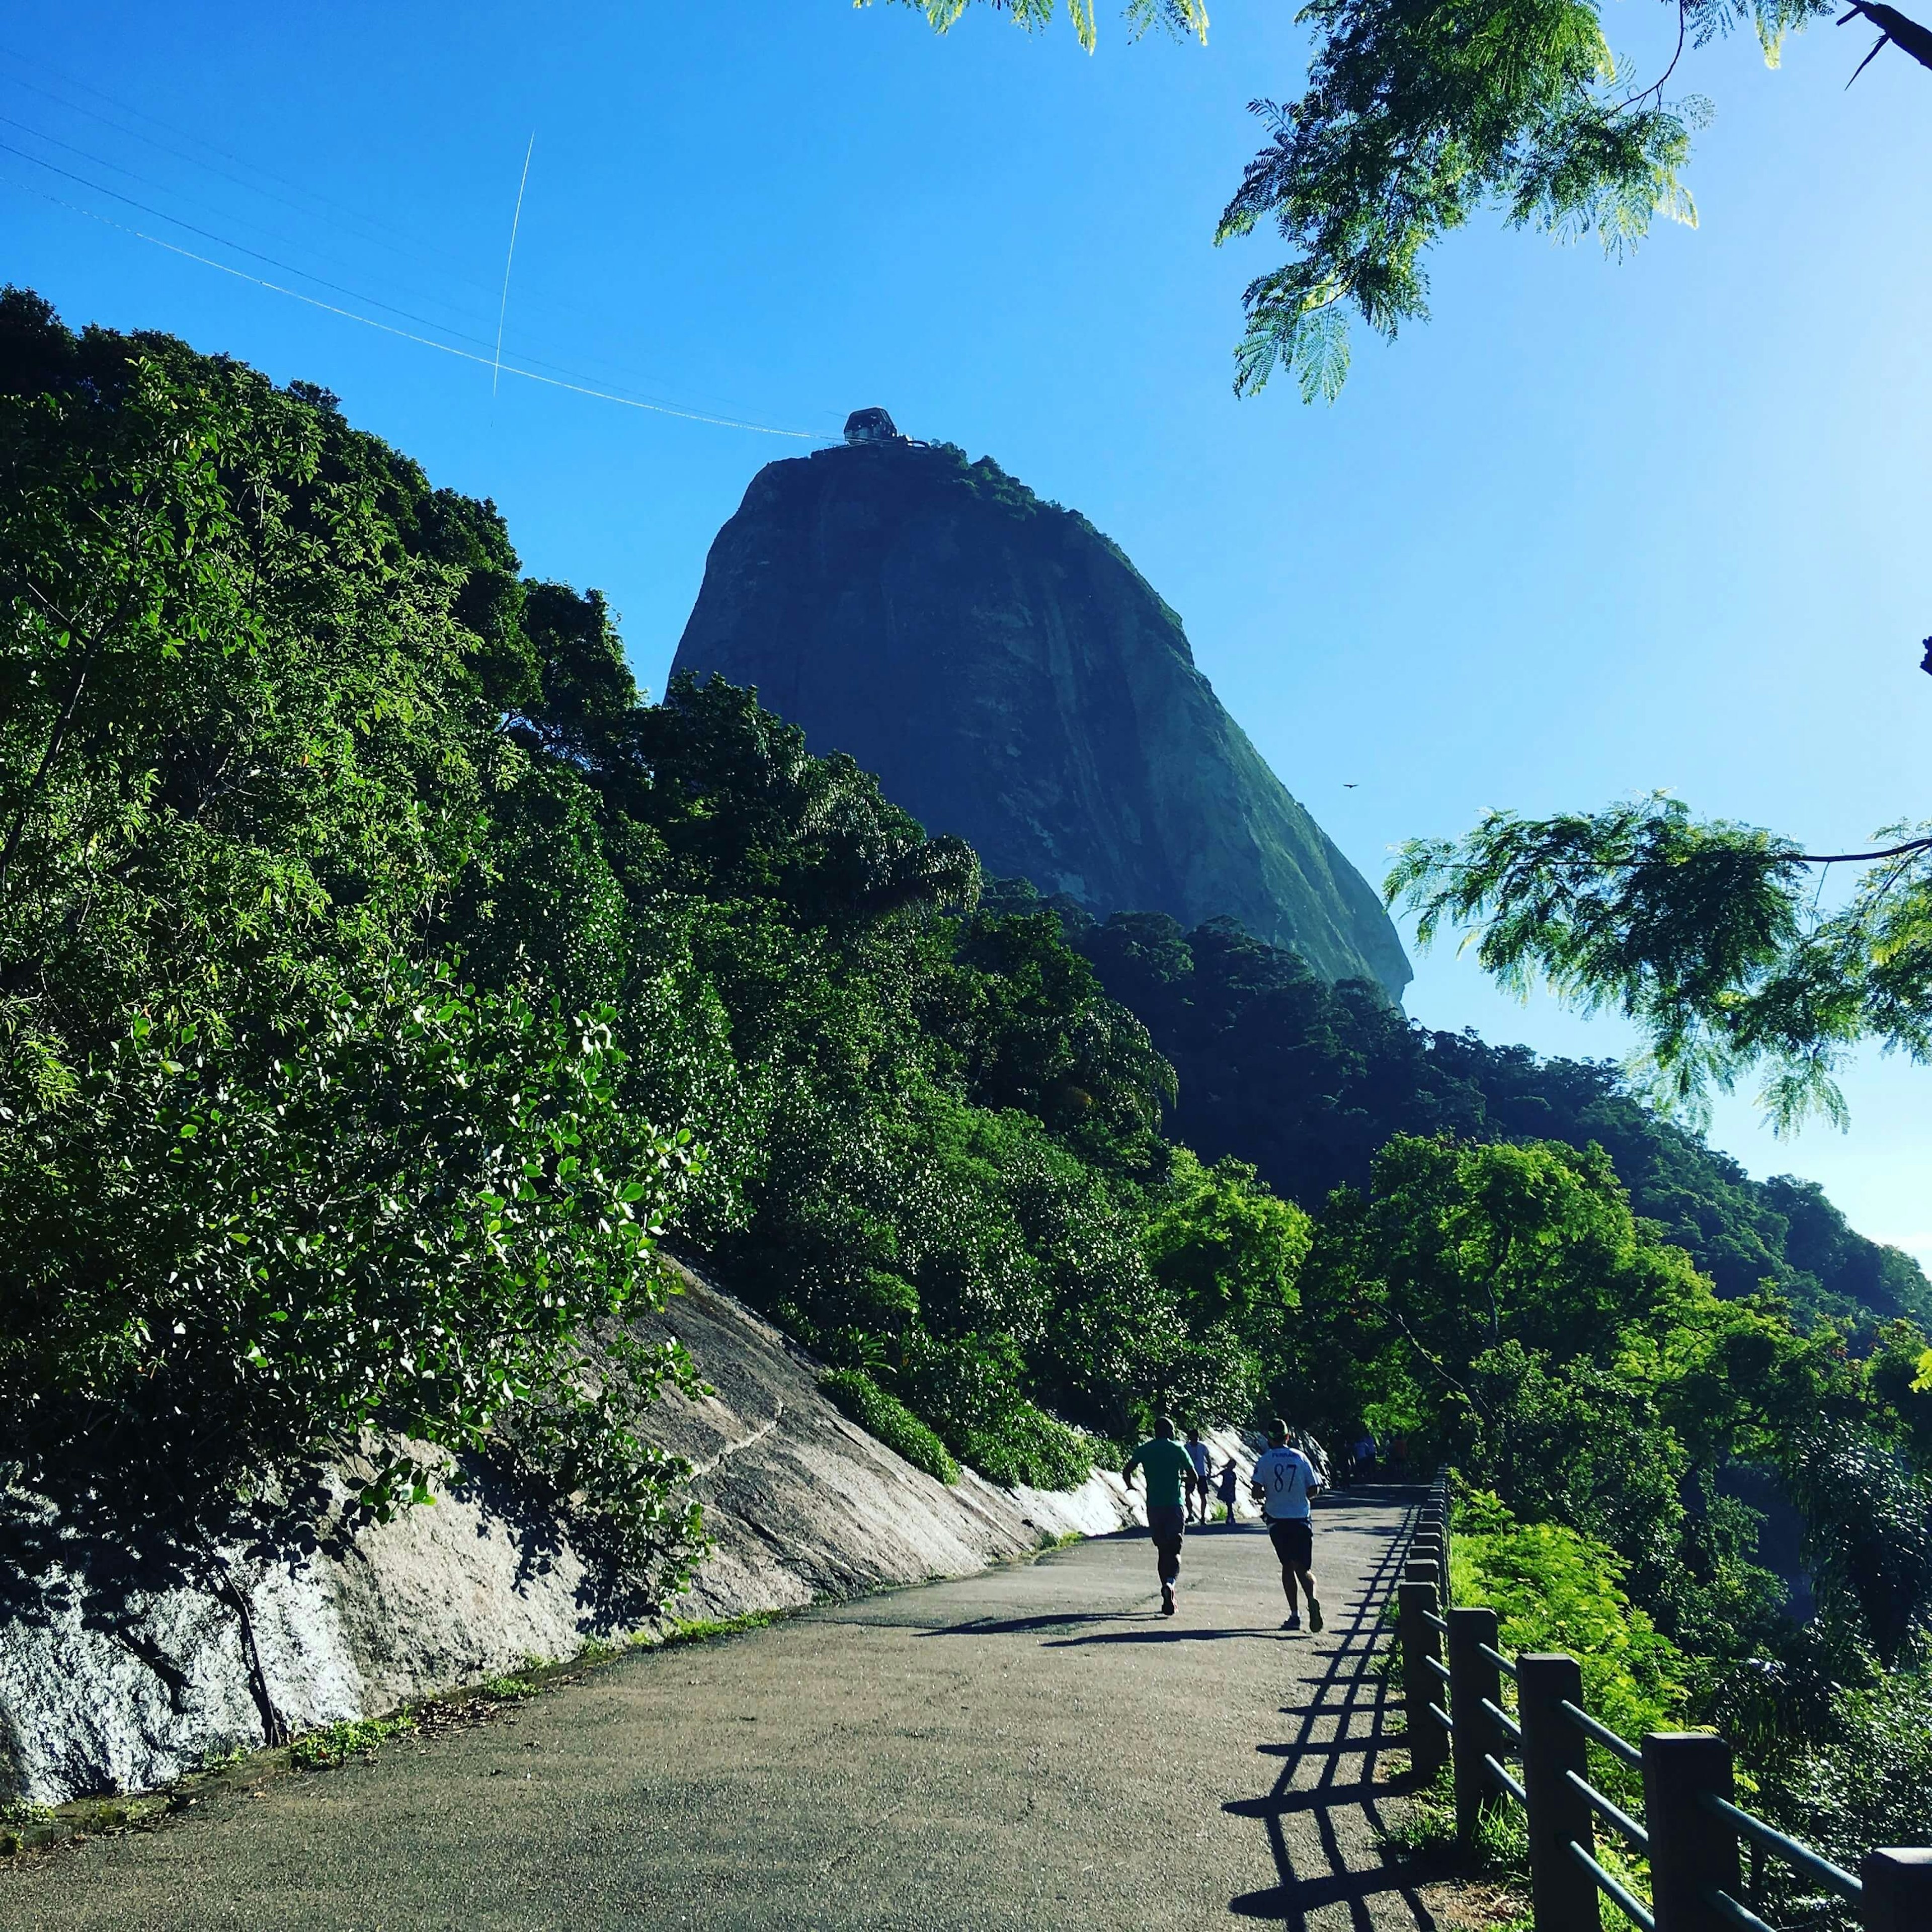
[670,436,1411,999]
[0,1269,1152,1805]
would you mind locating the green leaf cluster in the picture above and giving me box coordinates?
[1216,0,1702,400]
[1388,794,1932,1131]
[0,289,710,1599]
[1451,1483,1687,1796]
[891,0,1917,398]
[862,0,1208,54]
[1049,896,1929,1339]
[2,290,1316,1578]
[820,1369,961,1484]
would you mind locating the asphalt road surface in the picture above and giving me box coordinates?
[3,1483,1458,1932]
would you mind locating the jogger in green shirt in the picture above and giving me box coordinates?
[1123,1418,1201,1616]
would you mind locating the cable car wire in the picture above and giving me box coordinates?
[3,171,823,438]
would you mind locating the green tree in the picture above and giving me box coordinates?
[0,963,706,1646]
[1144,1148,1313,1379]
[1038,898,1929,1332]
[933,907,1173,1170]
[523,667,1235,1471]
[1868,1319,1932,1468]
[0,285,521,1084]
[1782,1418,1932,1666]
[0,289,708,1620]
[1321,1132,1711,1380]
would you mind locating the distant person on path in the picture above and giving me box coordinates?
[1184,1427,1211,1522]
[1216,1455,1241,1522]
[1123,1418,1199,1616]
[1250,1420,1323,1632]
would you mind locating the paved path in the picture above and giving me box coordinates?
[3,1483,1457,1931]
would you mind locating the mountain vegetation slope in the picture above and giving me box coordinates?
[989,885,1932,1341]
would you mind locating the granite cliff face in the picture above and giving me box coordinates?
[671,431,1411,999]
[1,1267,1147,1805]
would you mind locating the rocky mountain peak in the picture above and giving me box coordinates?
[670,438,1411,1000]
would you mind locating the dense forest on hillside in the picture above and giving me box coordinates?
[3,290,1927,1884]
[982,883,1932,1340]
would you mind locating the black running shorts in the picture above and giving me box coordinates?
[1268,1516,1314,1572]
[1147,1503,1186,1559]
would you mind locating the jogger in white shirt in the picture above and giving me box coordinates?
[1184,1427,1211,1522]
[1249,1419,1323,1632]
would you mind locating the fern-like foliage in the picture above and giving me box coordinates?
[882,0,1932,398]
[1214,0,1703,398]
[1386,794,1932,1131]
[861,0,1208,52]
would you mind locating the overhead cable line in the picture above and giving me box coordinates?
[0,58,845,431]
[4,174,822,439]
[0,42,489,283]
[0,115,495,341]
[0,141,823,435]
[0,136,519,349]
[0,70,479,285]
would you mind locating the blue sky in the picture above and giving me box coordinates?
[5,2,1926,1258]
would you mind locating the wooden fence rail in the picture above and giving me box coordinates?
[1398,1471,1932,1931]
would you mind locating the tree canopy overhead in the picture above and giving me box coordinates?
[888,0,1932,400]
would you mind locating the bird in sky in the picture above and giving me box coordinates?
[1343,782,1358,789]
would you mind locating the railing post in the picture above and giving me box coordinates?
[1862,1848,1932,1931]
[1409,1531,1442,1594]
[1642,1731,1737,1932]
[1446,1605,1503,1844]
[1432,1473,1453,1604]
[1518,1653,1600,1930]
[1398,1578,1447,1781]
[1410,1520,1448,1609]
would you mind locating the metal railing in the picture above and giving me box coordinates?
[1395,1471,1932,1930]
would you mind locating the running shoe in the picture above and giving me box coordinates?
[1161,1584,1177,1617]
[1308,1596,1324,1633]
[1281,1612,1301,1631]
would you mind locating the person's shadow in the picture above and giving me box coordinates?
[919,1610,1132,1639]
[1044,1625,1288,1646]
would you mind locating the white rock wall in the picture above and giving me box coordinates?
[0,1266,1253,1805]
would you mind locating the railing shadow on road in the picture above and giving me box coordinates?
[916,1610,1141,1638]
[1224,1496,1443,1932]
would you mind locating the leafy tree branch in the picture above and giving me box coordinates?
[1386,792,1932,1130]
[889,0,1932,397]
